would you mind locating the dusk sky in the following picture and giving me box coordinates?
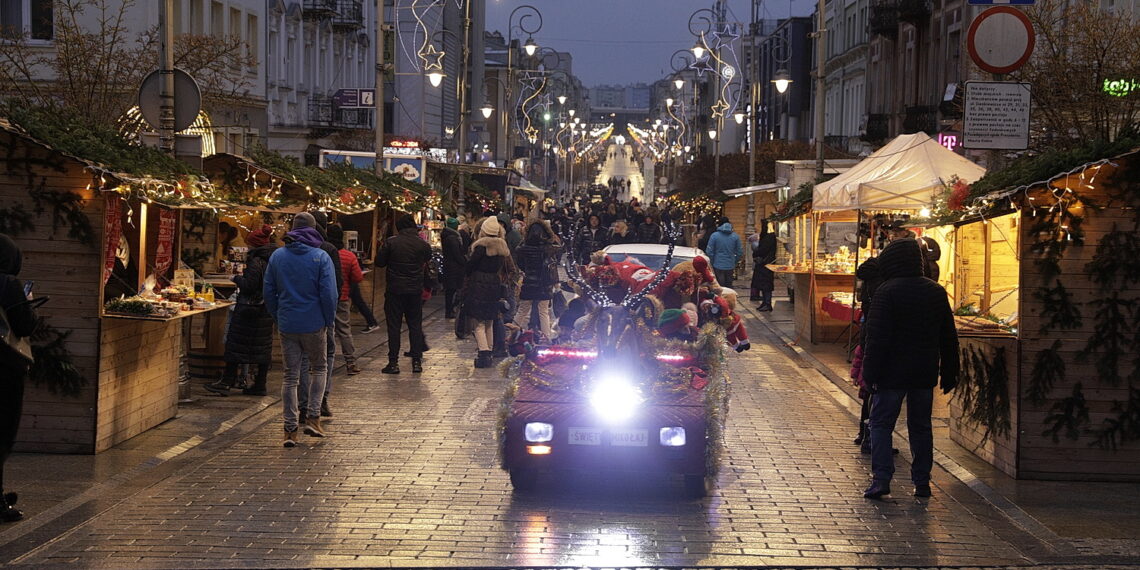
[485,0,817,88]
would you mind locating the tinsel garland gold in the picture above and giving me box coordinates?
[494,310,732,478]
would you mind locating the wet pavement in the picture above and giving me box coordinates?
[1,296,1138,568]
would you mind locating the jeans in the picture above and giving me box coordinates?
[299,326,335,401]
[333,300,356,365]
[349,282,378,328]
[384,292,425,360]
[714,268,734,288]
[280,330,328,431]
[869,387,934,485]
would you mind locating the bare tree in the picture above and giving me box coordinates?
[0,0,256,128]
[1014,0,1140,148]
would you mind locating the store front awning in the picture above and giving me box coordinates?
[509,177,548,197]
[722,179,788,198]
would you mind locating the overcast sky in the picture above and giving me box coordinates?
[485,0,817,88]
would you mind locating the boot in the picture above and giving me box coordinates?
[345,363,361,376]
[320,396,332,417]
[0,493,21,523]
[283,429,299,448]
[381,360,400,374]
[303,416,326,437]
[474,350,493,368]
[411,358,423,373]
[203,378,233,396]
[863,479,891,499]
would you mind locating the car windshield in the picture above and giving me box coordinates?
[605,252,694,269]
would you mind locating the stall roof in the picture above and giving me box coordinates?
[813,132,986,212]
[509,176,547,197]
[722,179,788,198]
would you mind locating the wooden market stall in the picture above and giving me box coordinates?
[940,148,1140,480]
[0,117,235,453]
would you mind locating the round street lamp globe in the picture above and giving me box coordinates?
[691,42,706,60]
[666,97,674,107]
[734,112,745,124]
[427,71,444,87]
[524,36,538,57]
[557,95,567,105]
[707,129,717,140]
[481,105,493,119]
[674,78,684,90]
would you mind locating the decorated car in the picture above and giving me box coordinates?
[498,238,742,497]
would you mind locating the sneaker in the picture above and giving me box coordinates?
[203,381,231,396]
[863,480,891,499]
[283,429,299,448]
[381,361,400,374]
[303,417,326,437]
[346,363,361,376]
[361,324,380,334]
[0,492,21,522]
[320,397,332,417]
[411,358,423,373]
[914,484,932,498]
[242,385,268,396]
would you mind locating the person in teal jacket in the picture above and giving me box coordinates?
[264,212,338,446]
[705,217,743,287]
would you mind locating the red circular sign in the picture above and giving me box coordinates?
[966,7,1035,75]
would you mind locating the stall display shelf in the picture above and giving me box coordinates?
[103,301,233,322]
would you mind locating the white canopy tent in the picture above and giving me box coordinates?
[813,132,986,212]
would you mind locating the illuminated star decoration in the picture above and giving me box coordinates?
[689,57,716,78]
[710,22,741,50]
[418,42,445,72]
[710,99,729,118]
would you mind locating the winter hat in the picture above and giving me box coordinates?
[876,237,924,280]
[682,302,699,327]
[292,212,316,230]
[446,217,460,230]
[479,216,503,238]
[395,214,417,231]
[326,223,345,249]
[311,210,329,229]
[245,225,273,248]
[657,309,690,336]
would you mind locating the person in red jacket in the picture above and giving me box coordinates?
[328,225,363,376]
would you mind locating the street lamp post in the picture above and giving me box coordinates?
[506,5,542,170]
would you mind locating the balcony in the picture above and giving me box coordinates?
[861,113,890,142]
[331,0,364,29]
[332,107,372,130]
[897,0,932,24]
[868,2,899,38]
[303,0,337,19]
[308,94,334,125]
[903,106,938,134]
[306,94,372,129]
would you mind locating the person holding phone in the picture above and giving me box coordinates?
[0,234,39,522]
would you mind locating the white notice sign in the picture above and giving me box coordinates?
[963,81,1031,150]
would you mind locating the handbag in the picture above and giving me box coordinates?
[0,303,34,365]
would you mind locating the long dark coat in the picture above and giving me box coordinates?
[224,244,276,365]
[751,233,777,292]
[440,227,466,290]
[465,237,511,320]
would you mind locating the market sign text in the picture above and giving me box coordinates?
[1103,79,1140,97]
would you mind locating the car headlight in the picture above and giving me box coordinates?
[590,376,643,421]
[524,422,553,442]
[660,427,686,447]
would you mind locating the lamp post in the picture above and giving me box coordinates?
[427,18,472,213]
[687,3,739,195]
[505,5,542,170]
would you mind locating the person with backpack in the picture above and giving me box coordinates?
[513,221,560,342]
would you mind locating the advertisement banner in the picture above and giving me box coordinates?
[154,208,177,279]
[102,194,122,286]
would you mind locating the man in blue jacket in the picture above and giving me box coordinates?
[705,216,743,287]
[264,212,338,447]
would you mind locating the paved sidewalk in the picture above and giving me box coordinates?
[0,296,1137,568]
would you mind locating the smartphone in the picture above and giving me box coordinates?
[23,280,33,298]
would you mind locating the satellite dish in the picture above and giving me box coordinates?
[138,68,202,132]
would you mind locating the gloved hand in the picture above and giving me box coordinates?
[941,374,959,394]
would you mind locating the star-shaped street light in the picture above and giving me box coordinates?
[710,22,740,50]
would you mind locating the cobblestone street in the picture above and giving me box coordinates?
[0,303,1134,568]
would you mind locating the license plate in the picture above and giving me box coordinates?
[567,427,648,447]
[610,429,648,447]
[568,427,602,445]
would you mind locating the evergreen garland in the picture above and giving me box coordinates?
[28,323,87,397]
[1078,293,1134,387]
[0,204,34,236]
[1027,340,1066,405]
[956,344,1012,443]
[1043,382,1090,443]
[1032,281,1083,333]
[29,181,95,246]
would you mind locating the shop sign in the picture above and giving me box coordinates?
[102,194,122,286]
[963,81,1031,150]
[938,131,962,152]
[153,208,177,279]
[1103,78,1140,97]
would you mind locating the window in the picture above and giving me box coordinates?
[0,0,53,41]
[247,14,258,73]
[211,1,223,39]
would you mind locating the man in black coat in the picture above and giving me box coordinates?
[751,220,777,311]
[0,234,37,522]
[860,238,959,500]
[377,214,432,374]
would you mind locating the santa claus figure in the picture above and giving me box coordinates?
[700,293,751,352]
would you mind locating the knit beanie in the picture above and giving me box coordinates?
[479,217,503,238]
[326,223,345,249]
[292,212,316,230]
[446,217,460,230]
[245,225,273,248]
[657,309,690,336]
[395,214,417,231]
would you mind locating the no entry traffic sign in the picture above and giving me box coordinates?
[966,7,1035,75]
